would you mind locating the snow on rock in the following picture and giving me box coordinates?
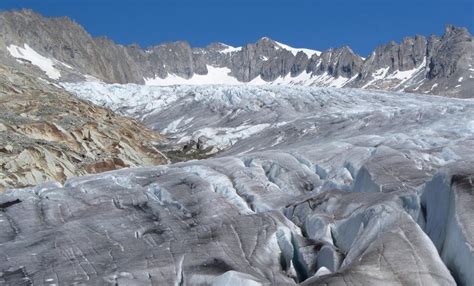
[274,40,322,57]
[388,58,426,82]
[362,66,390,88]
[144,65,242,86]
[7,44,61,79]
[362,57,427,90]
[247,71,356,87]
[219,44,242,54]
[141,65,349,87]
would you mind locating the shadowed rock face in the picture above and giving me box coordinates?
[0,63,168,191]
[0,9,472,97]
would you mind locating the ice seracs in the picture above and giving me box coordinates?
[9,82,474,285]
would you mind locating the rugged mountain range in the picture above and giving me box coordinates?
[0,9,472,97]
[0,8,473,286]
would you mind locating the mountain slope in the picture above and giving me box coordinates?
[0,63,168,191]
[0,9,472,97]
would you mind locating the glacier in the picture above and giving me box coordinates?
[1,83,473,285]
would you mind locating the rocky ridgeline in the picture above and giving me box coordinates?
[0,63,168,191]
[0,9,472,97]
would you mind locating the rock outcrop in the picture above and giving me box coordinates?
[0,63,167,190]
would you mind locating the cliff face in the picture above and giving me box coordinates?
[0,63,168,191]
[0,10,472,97]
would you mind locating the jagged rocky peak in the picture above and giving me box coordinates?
[427,24,473,79]
[443,24,471,39]
[362,35,426,77]
[204,42,234,52]
[0,9,89,60]
[310,46,363,78]
[290,51,310,76]
[147,41,198,78]
[0,9,472,96]
[399,35,427,69]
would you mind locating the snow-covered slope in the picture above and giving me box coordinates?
[7,44,63,79]
[274,40,321,57]
[144,65,242,86]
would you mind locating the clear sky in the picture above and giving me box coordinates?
[0,0,472,56]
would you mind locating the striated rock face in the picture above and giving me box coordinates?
[0,64,167,191]
[0,9,472,97]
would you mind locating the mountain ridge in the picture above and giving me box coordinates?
[0,9,472,97]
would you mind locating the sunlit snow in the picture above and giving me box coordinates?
[7,44,61,79]
[274,40,321,57]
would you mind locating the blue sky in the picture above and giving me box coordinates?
[1,0,472,56]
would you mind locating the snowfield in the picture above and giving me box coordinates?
[7,44,62,79]
[2,83,473,285]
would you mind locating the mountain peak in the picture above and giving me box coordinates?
[443,24,471,38]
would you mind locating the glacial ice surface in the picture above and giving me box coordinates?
[2,84,473,285]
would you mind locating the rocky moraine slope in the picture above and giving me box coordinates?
[0,62,168,191]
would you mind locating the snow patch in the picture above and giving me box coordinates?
[144,65,241,86]
[7,44,61,79]
[249,72,353,88]
[219,44,242,54]
[362,67,390,88]
[274,41,321,57]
